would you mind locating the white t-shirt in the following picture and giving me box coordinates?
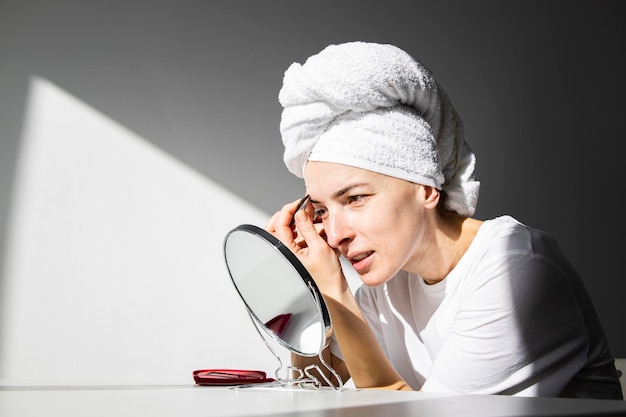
[333,215,622,398]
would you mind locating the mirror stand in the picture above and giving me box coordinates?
[223,224,344,391]
[242,311,344,391]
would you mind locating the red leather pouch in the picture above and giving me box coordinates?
[193,369,274,386]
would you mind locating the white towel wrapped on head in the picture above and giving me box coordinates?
[278,41,480,217]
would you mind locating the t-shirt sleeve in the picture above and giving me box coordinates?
[422,251,588,396]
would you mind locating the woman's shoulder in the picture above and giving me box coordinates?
[471,215,526,248]
[479,214,523,232]
[472,215,566,266]
[486,214,560,237]
[475,215,542,245]
[466,216,560,265]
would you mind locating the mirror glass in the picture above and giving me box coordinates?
[224,224,331,357]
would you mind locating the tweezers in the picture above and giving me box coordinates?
[289,194,311,226]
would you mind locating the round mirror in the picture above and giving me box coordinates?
[224,224,332,357]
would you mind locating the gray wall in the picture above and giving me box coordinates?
[1,0,625,357]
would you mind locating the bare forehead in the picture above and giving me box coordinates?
[304,162,412,202]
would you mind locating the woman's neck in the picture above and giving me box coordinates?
[411,211,483,285]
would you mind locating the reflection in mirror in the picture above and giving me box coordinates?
[223,224,343,390]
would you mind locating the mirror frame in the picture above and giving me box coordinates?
[223,224,332,357]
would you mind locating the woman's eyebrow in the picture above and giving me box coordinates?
[309,183,368,204]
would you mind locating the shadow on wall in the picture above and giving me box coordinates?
[0,77,289,384]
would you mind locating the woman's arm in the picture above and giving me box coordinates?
[268,201,411,390]
[321,289,412,390]
[290,347,349,388]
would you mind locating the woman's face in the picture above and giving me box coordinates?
[304,161,430,286]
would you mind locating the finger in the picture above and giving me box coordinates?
[294,221,323,249]
[294,209,327,251]
[314,223,327,241]
[273,198,304,244]
[294,210,326,248]
[289,195,311,227]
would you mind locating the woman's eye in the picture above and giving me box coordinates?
[313,208,326,218]
[349,194,368,204]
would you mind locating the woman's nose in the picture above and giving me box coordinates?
[324,210,353,248]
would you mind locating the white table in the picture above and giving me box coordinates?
[1,384,626,417]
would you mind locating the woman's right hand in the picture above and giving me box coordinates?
[265,198,348,300]
[264,197,311,249]
[267,200,409,391]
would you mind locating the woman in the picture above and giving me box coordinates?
[265,41,622,398]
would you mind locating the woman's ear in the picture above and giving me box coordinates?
[421,185,440,209]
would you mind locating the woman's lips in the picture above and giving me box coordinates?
[349,251,374,271]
